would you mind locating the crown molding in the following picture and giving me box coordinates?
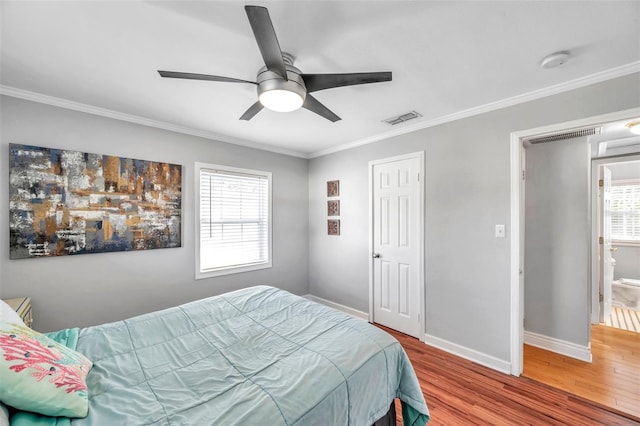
[3,61,639,161]
[309,61,640,158]
[0,85,308,159]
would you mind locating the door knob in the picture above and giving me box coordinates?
[610,247,618,252]
[372,253,381,259]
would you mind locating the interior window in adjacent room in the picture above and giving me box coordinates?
[610,182,640,245]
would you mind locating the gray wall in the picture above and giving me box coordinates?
[308,72,640,362]
[610,161,640,280]
[609,161,640,180]
[2,72,639,365]
[524,137,590,345]
[0,96,310,332]
[613,247,640,280]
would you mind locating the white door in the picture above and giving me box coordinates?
[371,154,423,338]
[598,166,613,322]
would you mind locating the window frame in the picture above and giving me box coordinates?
[610,179,640,247]
[195,162,272,279]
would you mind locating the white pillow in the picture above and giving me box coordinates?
[0,299,24,326]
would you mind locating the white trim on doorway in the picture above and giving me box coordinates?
[509,107,640,376]
[368,151,426,340]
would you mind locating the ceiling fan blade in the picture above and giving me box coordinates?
[301,72,392,93]
[239,101,264,121]
[244,6,288,80]
[303,95,341,122]
[158,71,255,84]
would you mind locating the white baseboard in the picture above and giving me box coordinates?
[305,294,514,375]
[303,294,369,321]
[424,333,512,374]
[524,331,592,363]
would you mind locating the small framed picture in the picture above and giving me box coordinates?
[328,219,340,236]
[327,180,340,197]
[327,200,340,216]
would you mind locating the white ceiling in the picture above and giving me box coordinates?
[1,1,639,158]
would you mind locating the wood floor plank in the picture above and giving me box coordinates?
[523,324,640,421]
[377,325,639,425]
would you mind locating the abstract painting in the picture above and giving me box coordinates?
[9,143,182,259]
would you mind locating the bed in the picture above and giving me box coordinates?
[1,286,429,425]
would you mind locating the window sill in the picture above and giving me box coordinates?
[612,241,640,248]
[196,261,272,279]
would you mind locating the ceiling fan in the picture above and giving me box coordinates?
[158,5,392,122]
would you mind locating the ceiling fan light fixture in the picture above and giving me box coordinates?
[626,120,640,135]
[259,89,304,112]
[257,70,307,112]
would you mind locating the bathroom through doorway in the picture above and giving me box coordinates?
[592,156,640,334]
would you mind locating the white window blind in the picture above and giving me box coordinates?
[610,183,640,242]
[197,164,271,277]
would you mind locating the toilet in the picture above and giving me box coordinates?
[612,278,640,310]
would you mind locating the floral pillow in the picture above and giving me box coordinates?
[0,321,92,418]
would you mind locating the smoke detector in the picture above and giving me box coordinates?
[540,51,570,69]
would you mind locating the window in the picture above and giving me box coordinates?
[610,182,640,244]
[196,163,271,278]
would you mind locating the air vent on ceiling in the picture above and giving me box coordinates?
[526,127,601,144]
[383,111,422,125]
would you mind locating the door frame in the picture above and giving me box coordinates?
[595,165,613,324]
[368,151,425,341]
[509,107,640,376]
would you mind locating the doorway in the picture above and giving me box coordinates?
[591,156,640,332]
[368,152,425,339]
[510,108,640,419]
[510,106,640,375]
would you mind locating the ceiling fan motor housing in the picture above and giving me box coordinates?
[257,65,307,110]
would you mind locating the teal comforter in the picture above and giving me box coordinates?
[16,286,429,425]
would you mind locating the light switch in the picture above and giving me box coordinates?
[495,224,505,238]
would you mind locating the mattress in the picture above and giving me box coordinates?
[21,286,429,425]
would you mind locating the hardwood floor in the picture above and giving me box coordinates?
[523,324,640,421]
[380,326,639,425]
